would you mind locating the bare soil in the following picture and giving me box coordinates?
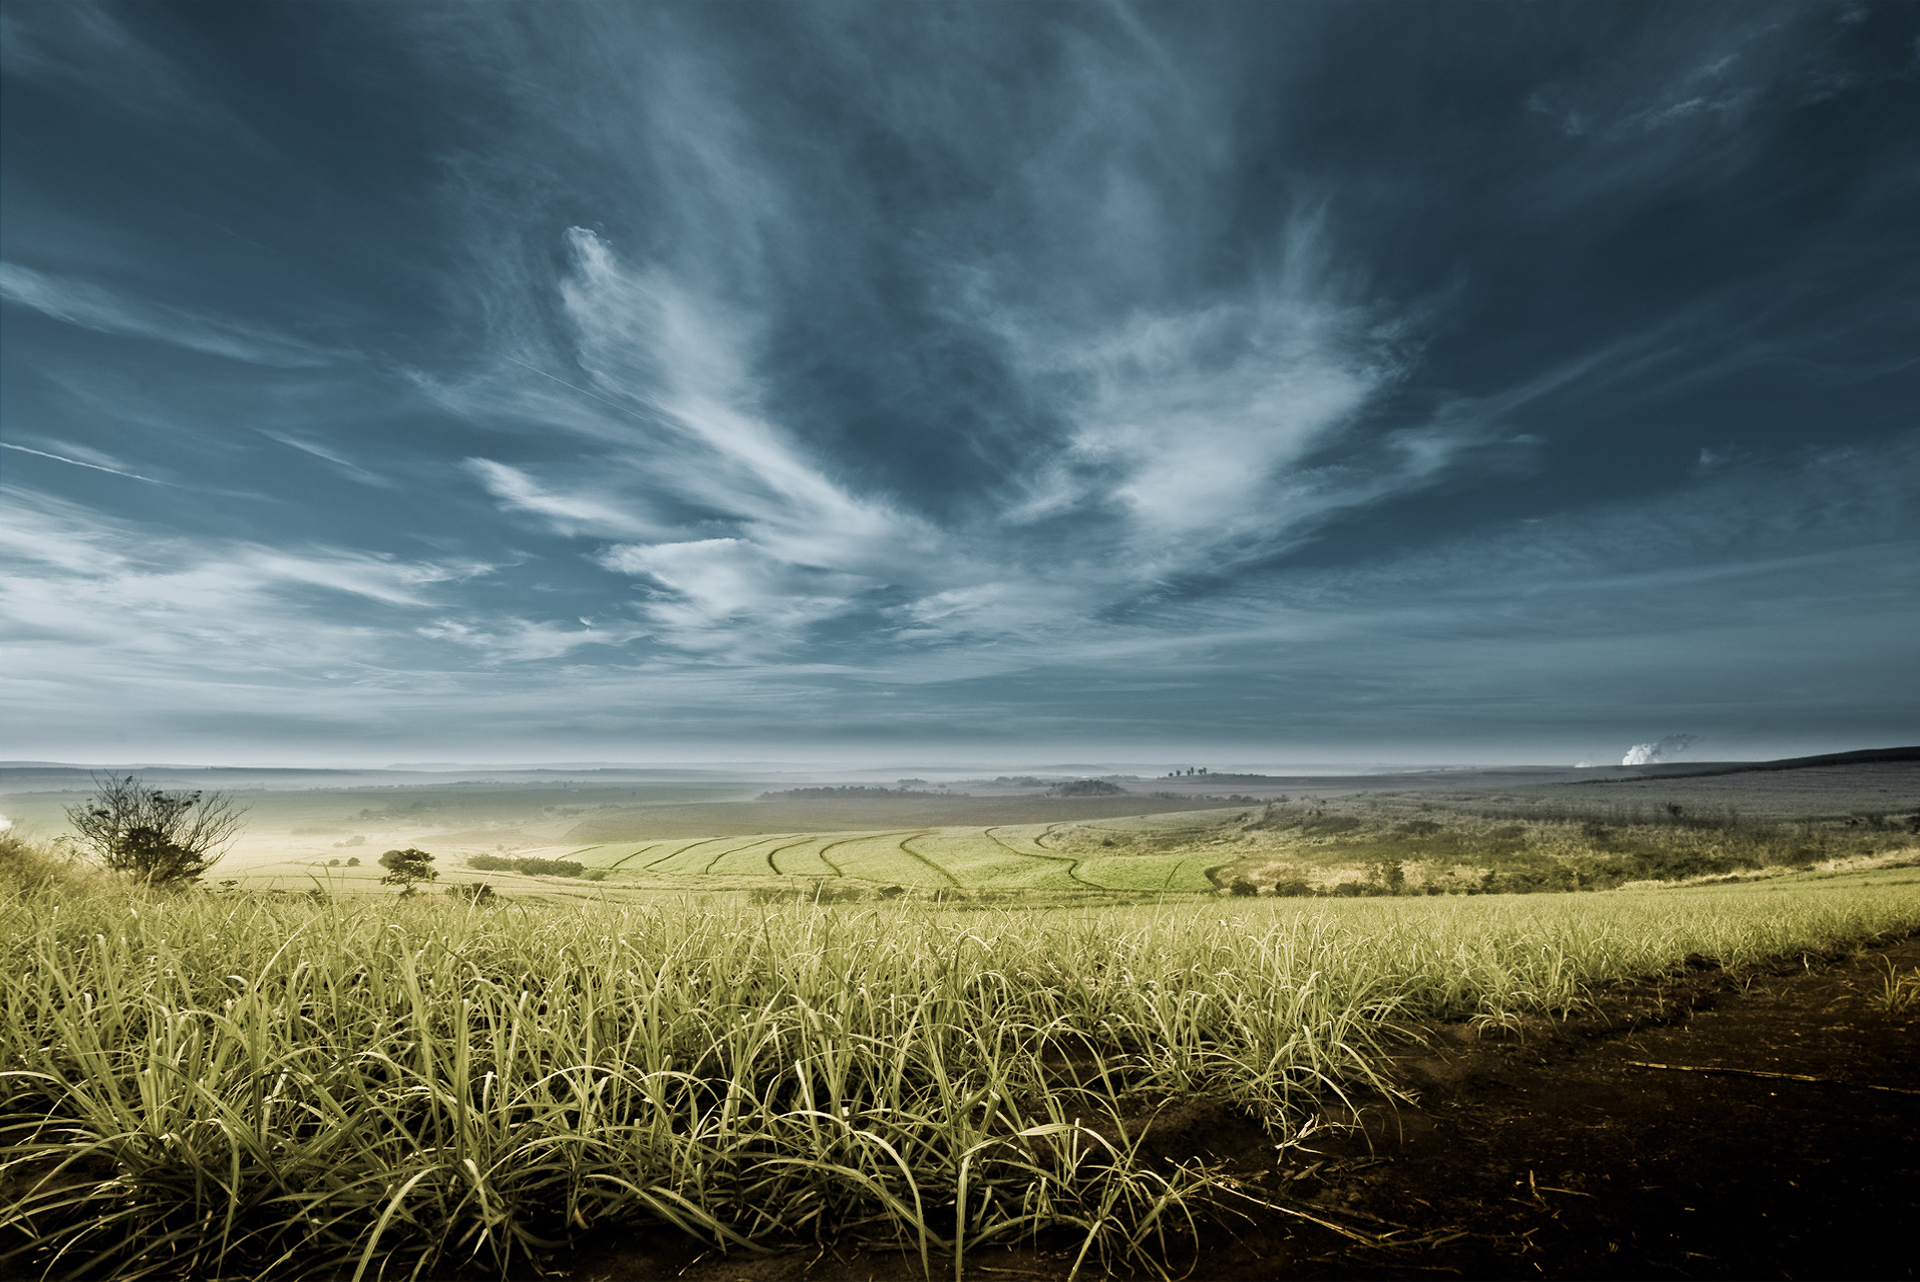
[549,935,1919,1281]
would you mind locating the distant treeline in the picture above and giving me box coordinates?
[1174,774,1291,784]
[1048,779,1126,796]
[1147,792,1266,804]
[466,853,587,877]
[758,786,965,800]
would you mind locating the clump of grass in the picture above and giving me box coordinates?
[1873,956,1920,1014]
[0,832,117,898]
[2,878,1917,1280]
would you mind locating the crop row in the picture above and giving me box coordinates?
[568,825,1219,893]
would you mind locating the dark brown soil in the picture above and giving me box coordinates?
[548,936,1919,1282]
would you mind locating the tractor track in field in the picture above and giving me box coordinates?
[640,839,719,872]
[762,837,812,876]
[982,825,1090,886]
[813,830,923,879]
[697,835,786,875]
[601,842,665,871]
[895,833,962,887]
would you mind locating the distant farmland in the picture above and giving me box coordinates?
[558,790,1265,842]
[570,818,1228,894]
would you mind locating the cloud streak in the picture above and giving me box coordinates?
[0,263,341,367]
[1,442,162,484]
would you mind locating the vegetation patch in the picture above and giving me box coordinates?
[466,852,588,877]
[757,786,961,800]
[4,874,1917,1280]
[1047,779,1126,797]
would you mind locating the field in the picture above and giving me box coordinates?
[6,757,1910,905]
[0,777,1273,900]
[566,823,1224,896]
[3,755,1917,1279]
[3,856,1919,1281]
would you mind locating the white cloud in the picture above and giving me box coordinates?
[0,262,340,367]
[260,432,394,488]
[597,537,873,653]
[556,229,915,546]
[416,616,640,662]
[0,441,163,484]
[0,486,485,669]
[463,458,666,539]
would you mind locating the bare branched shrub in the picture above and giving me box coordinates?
[64,774,247,889]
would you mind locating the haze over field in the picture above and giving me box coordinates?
[2,3,1915,767]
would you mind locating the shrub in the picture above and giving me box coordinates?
[63,774,247,889]
[0,831,108,895]
[467,853,586,877]
[1227,877,1259,897]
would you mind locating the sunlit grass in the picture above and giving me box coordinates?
[3,875,1916,1280]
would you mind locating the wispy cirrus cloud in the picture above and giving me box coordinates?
[258,432,394,489]
[416,615,641,663]
[0,441,163,484]
[463,457,665,540]
[0,262,341,367]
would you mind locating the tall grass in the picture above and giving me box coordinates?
[4,878,1917,1280]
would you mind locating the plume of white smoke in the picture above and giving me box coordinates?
[1622,734,1699,766]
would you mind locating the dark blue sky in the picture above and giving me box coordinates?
[2,1,1915,766]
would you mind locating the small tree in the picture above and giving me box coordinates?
[65,774,247,889]
[378,848,437,896]
[1368,856,1406,895]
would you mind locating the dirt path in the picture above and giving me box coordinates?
[551,937,1919,1281]
[1221,934,1920,1280]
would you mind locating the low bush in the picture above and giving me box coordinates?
[0,832,112,896]
[467,853,587,877]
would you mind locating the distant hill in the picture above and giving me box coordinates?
[1622,745,1920,779]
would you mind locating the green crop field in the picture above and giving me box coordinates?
[5,828,1918,1282]
[553,821,1221,897]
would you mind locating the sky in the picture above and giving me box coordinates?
[1,1,1916,769]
